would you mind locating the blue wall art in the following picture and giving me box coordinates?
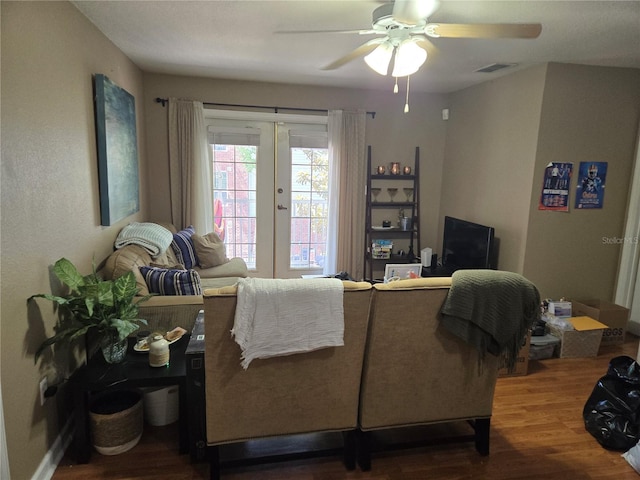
[94,74,140,226]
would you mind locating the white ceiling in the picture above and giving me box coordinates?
[72,0,640,94]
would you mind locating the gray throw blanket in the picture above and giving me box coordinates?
[440,269,540,371]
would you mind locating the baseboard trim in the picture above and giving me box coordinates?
[31,417,73,480]
[628,320,640,337]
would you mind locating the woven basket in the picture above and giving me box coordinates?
[90,390,143,455]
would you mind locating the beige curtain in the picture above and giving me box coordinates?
[168,98,213,233]
[328,110,367,280]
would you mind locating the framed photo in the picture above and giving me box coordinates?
[384,263,422,283]
[94,74,140,226]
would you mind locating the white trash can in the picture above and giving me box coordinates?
[141,385,179,426]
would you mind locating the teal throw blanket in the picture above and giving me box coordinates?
[440,269,540,371]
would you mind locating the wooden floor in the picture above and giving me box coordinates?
[53,335,640,480]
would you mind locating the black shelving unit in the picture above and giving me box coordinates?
[364,146,421,281]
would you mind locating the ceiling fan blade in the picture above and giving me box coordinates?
[392,0,440,25]
[321,38,386,70]
[426,23,542,39]
[275,29,375,35]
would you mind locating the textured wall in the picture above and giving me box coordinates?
[440,65,547,273]
[1,2,148,478]
[142,73,450,261]
[523,63,640,300]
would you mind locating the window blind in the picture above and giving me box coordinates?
[289,130,328,149]
[207,126,261,146]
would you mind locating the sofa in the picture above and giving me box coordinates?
[202,280,373,480]
[357,277,500,469]
[100,223,248,331]
[199,274,538,478]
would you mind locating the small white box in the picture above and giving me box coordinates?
[549,301,572,317]
[421,248,433,267]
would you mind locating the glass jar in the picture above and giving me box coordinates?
[101,331,127,364]
[148,335,169,367]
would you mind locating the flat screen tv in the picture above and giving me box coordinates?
[442,216,497,271]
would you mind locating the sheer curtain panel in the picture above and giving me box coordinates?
[327,110,367,280]
[168,98,213,233]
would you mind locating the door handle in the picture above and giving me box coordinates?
[277,204,288,210]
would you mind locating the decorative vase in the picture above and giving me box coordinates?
[149,335,170,367]
[101,332,128,364]
[390,162,401,175]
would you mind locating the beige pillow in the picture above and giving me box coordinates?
[104,245,151,296]
[192,232,229,269]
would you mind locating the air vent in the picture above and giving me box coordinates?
[475,63,517,73]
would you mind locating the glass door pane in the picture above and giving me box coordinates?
[274,123,329,278]
[208,119,274,277]
[289,147,329,270]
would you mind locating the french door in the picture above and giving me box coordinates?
[205,111,329,278]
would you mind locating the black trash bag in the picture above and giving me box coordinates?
[583,355,640,451]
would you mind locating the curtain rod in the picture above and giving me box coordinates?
[154,97,375,119]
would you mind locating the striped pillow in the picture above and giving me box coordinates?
[170,226,198,270]
[140,266,202,296]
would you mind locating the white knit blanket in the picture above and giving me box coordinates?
[114,222,174,258]
[231,277,345,369]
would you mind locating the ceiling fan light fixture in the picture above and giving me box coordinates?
[391,40,427,77]
[364,41,394,75]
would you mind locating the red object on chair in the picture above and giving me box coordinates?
[213,199,226,241]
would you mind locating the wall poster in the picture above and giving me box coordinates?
[94,74,140,226]
[539,162,573,212]
[575,162,607,209]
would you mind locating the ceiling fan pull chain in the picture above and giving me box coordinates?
[404,76,411,113]
[394,76,399,94]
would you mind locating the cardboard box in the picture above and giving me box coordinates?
[548,301,572,317]
[498,333,530,377]
[572,299,630,347]
[548,316,607,358]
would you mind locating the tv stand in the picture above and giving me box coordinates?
[421,265,455,278]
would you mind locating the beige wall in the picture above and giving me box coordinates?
[442,62,640,300]
[523,63,640,300]
[142,73,449,262]
[440,65,548,273]
[1,2,147,478]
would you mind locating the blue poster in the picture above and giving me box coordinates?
[539,162,572,211]
[575,162,607,209]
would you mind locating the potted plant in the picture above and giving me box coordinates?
[31,257,150,364]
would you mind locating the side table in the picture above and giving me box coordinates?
[69,335,189,463]
[185,310,207,462]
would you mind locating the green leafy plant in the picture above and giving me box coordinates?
[31,257,150,361]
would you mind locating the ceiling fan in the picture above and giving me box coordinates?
[281,0,542,76]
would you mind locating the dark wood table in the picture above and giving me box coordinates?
[69,335,189,463]
[185,311,207,462]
